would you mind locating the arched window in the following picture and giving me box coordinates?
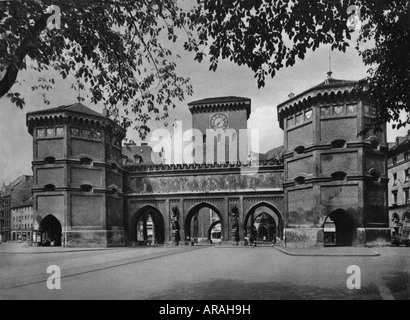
[391,213,400,224]
[80,184,93,192]
[331,140,346,149]
[44,157,56,164]
[80,157,92,165]
[295,176,305,185]
[368,136,380,150]
[44,184,56,192]
[331,171,347,181]
[369,168,380,182]
[294,146,305,154]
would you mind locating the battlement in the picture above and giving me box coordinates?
[124,159,283,174]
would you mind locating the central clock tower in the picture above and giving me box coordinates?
[188,96,251,164]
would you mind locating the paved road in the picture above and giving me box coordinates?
[0,246,409,300]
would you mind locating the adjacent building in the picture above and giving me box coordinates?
[1,176,33,242]
[387,132,410,235]
[0,183,11,242]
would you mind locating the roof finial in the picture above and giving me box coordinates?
[327,46,333,80]
[76,81,83,102]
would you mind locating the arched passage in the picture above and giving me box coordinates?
[207,220,222,243]
[39,215,62,246]
[244,203,284,241]
[185,203,223,244]
[134,206,165,245]
[324,209,356,247]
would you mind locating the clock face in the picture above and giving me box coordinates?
[210,113,229,130]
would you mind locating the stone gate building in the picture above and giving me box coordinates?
[277,76,390,247]
[26,77,391,248]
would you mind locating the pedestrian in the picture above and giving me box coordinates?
[251,234,256,248]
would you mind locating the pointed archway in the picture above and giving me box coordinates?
[324,209,356,247]
[134,206,165,245]
[185,203,223,244]
[39,215,62,246]
[244,202,284,241]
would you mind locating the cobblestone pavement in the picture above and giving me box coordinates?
[0,245,409,300]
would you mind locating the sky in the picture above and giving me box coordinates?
[0,18,408,186]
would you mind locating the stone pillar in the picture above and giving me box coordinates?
[193,213,199,243]
[142,217,148,242]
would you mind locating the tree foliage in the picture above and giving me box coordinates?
[0,0,193,138]
[357,0,410,132]
[186,0,410,132]
[186,0,352,87]
[1,0,410,136]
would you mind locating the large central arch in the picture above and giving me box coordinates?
[185,203,224,244]
[134,206,165,245]
[244,202,284,240]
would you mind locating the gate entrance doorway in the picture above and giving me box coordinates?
[324,209,356,247]
[135,206,165,245]
[39,215,62,246]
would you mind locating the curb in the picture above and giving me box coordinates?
[0,248,113,254]
[273,246,381,257]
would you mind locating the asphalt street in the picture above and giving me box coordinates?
[0,245,409,300]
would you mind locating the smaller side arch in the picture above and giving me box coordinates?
[133,205,165,245]
[207,220,222,242]
[184,202,224,243]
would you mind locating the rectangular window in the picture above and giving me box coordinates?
[393,191,398,204]
[405,153,409,161]
[393,173,397,186]
[405,189,410,204]
[406,169,410,182]
[393,157,397,165]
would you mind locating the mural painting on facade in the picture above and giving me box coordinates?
[129,172,283,194]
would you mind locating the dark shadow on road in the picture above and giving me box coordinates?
[146,279,382,300]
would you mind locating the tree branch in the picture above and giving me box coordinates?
[0,12,52,99]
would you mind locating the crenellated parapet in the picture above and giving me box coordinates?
[277,79,360,130]
[124,159,283,174]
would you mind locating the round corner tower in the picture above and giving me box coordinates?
[26,103,126,247]
[277,77,390,248]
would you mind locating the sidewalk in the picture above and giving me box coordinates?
[274,245,380,257]
[0,242,112,254]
